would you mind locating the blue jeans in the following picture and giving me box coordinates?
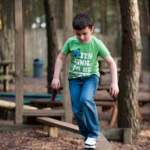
[69,74,100,139]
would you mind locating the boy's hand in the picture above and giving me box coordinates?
[109,83,119,98]
[51,78,60,90]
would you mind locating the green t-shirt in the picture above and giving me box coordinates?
[62,36,110,78]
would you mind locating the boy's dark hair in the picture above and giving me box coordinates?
[72,13,94,30]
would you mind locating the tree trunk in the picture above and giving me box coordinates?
[89,0,94,20]
[44,0,58,93]
[0,0,15,61]
[118,0,142,139]
[100,0,107,35]
[55,0,64,29]
[148,0,150,67]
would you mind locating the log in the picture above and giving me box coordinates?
[0,100,37,110]
[102,128,124,142]
[102,128,133,144]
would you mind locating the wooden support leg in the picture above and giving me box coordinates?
[138,105,142,121]
[123,128,132,144]
[3,65,9,92]
[48,126,58,138]
[43,126,58,138]
[3,80,9,92]
[110,105,118,128]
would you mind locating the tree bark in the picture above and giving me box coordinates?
[100,0,107,35]
[148,0,150,67]
[44,0,58,93]
[118,0,142,139]
[0,0,15,61]
[89,0,94,20]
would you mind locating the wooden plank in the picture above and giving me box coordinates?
[110,105,118,128]
[23,109,65,117]
[95,101,116,106]
[98,84,110,90]
[15,0,24,124]
[37,117,79,133]
[30,101,62,108]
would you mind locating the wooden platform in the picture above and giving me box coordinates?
[37,117,113,150]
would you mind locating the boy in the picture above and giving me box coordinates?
[51,13,119,149]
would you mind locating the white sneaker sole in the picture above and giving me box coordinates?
[85,144,96,149]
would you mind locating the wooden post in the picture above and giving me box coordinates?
[48,127,58,138]
[123,128,132,144]
[63,0,73,123]
[15,0,24,124]
[3,65,9,91]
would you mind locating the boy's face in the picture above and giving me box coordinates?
[74,26,94,43]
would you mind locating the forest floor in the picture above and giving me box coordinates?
[0,71,150,150]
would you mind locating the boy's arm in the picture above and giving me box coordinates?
[104,55,119,98]
[51,52,67,89]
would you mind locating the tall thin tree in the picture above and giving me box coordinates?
[99,0,107,35]
[0,0,15,61]
[148,0,150,66]
[44,0,58,93]
[118,0,143,139]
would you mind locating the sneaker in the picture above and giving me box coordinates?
[85,137,96,149]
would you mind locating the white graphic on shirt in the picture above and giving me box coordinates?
[72,52,93,74]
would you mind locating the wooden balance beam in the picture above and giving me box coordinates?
[37,117,112,150]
